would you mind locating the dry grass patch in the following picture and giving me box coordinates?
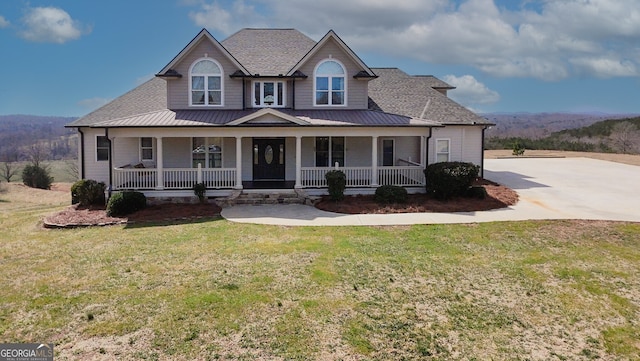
[1,184,639,360]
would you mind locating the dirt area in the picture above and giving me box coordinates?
[485,149,640,166]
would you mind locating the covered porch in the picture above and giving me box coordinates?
[108,129,430,195]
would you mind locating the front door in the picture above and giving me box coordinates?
[253,138,285,180]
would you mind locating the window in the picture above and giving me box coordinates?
[253,81,285,107]
[436,139,450,162]
[140,137,154,161]
[314,60,346,106]
[382,139,395,166]
[192,137,223,168]
[315,137,345,167]
[190,59,223,106]
[96,136,109,161]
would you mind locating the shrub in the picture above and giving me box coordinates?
[465,185,487,199]
[424,162,479,200]
[71,179,106,206]
[106,191,146,216]
[193,182,206,203]
[374,185,408,204]
[325,170,346,201]
[22,164,53,190]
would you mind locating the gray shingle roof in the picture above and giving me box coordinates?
[368,68,491,125]
[66,77,167,127]
[221,28,316,76]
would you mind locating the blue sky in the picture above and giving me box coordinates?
[1,0,639,117]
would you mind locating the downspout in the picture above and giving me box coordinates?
[292,78,296,110]
[106,128,113,195]
[425,127,433,167]
[481,125,488,179]
[77,128,85,179]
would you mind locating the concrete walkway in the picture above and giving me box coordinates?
[221,158,640,226]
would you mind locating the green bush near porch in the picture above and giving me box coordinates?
[424,162,479,200]
[325,170,346,201]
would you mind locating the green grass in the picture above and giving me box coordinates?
[1,193,640,359]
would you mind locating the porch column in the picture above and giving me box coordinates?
[420,136,426,167]
[295,136,302,189]
[235,136,243,189]
[371,136,379,187]
[155,137,164,190]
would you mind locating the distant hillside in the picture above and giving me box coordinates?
[482,112,635,138]
[486,116,640,154]
[0,115,78,161]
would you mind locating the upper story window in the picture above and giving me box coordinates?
[314,60,346,106]
[190,58,223,106]
[253,81,285,107]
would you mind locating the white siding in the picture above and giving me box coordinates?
[163,137,191,168]
[82,128,110,184]
[428,126,483,166]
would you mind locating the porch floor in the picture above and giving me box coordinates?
[242,181,295,189]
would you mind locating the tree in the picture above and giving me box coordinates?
[26,143,47,168]
[609,122,640,154]
[1,162,19,182]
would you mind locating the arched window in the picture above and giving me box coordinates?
[314,59,346,106]
[190,58,223,106]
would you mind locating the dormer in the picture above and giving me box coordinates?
[156,29,250,110]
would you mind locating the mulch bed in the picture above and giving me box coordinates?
[315,179,518,214]
[43,180,518,227]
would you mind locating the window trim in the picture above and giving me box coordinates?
[313,59,347,107]
[314,136,346,167]
[189,57,224,107]
[381,138,395,166]
[140,137,154,162]
[435,138,451,163]
[96,135,109,162]
[191,137,224,169]
[252,80,286,108]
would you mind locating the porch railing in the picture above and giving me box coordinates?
[301,166,424,188]
[113,167,236,190]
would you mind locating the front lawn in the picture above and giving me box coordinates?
[1,184,639,360]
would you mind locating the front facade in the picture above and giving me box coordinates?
[67,28,492,198]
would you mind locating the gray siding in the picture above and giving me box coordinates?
[428,126,483,166]
[295,38,369,110]
[83,128,110,184]
[166,38,244,110]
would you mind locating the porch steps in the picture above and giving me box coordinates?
[216,189,319,208]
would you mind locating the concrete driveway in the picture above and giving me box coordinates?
[484,157,640,222]
[221,157,640,226]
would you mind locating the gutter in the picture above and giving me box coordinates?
[106,128,113,194]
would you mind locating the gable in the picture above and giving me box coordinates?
[288,30,375,78]
[157,29,248,77]
[227,108,310,126]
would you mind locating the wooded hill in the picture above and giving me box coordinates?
[486,116,640,154]
[0,115,78,162]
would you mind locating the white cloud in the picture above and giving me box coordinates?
[78,97,111,111]
[0,15,9,28]
[20,7,90,44]
[185,0,640,80]
[442,75,500,106]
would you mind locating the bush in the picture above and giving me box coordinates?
[465,185,487,199]
[325,170,346,201]
[106,191,147,216]
[424,162,479,200]
[22,164,53,190]
[71,179,106,206]
[374,185,408,204]
[193,182,206,203]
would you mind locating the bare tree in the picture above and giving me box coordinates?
[609,122,640,154]
[26,143,47,167]
[0,150,20,182]
[64,157,80,181]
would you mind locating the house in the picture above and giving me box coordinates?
[66,28,492,201]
